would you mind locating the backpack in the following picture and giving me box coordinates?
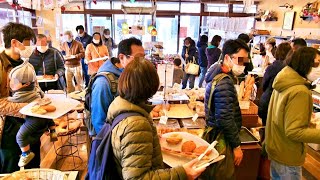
[84,72,118,136]
[85,112,141,180]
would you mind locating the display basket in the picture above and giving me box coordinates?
[1,168,67,180]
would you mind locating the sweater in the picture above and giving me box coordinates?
[85,43,109,75]
[206,46,221,69]
[61,40,85,67]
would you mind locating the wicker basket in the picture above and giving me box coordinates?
[1,168,67,180]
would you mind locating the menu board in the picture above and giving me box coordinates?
[157,64,174,87]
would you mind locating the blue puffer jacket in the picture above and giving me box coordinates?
[197,41,208,67]
[205,63,242,148]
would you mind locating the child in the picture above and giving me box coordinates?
[8,60,57,167]
[173,58,184,86]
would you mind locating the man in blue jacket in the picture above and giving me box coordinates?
[75,25,92,87]
[91,37,145,134]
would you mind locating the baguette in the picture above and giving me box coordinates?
[238,81,245,101]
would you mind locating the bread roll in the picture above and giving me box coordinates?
[181,141,196,153]
[166,134,183,145]
[41,105,56,112]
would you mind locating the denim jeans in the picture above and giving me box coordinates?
[198,66,207,88]
[81,58,90,87]
[270,160,302,180]
[182,73,196,89]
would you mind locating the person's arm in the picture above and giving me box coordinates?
[262,66,273,92]
[54,50,65,77]
[284,91,320,144]
[118,117,187,180]
[85,44,92,61]
[214,78,241,149]
[0,98,26,118]
[76,43,85,59]
[104,46,109,57]
[91,77,114,133]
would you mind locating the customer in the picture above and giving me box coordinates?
[61,30,85,93]
[203,39,249,179]
[29,34,65,91]
[103,29,117,58]
[108,58,205,179]
[75,25,92,87]
[258,42,291,125]
[197,35,208,88]
[0,22,40,173]
[206,35,222,68]
[7,60,57,167]
[237,33,254,75]
[265,47,320,179]
[91,37,144,135]
[85,32,109,76]
[291,38,307,51]
[182,37,198,89]
[263,37,277,68]
[172,58,184,85]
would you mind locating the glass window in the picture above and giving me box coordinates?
[180,3,200,13]
[112,1,122,9]
[157,2,179,11]
[62,14,85,38]
[17,11,33,27]
[156,16,178,54]
[86,1,111,9]
[0,8,16,48]
[179,16,200,54]
[87,16,112,36]
[205,4,228,12]
[233,4,257,13]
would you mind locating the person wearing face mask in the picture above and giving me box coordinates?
[61,31,85,93]
[0,22,42,173]
[103,29,117,58]
[75,25,92,87]
[85,32,109,76]
[258,42,292,125]
[201,39,249,179]
[237,33,254,75]
[29,34,65,92]
[181,37,198,89]
[262,37,277,69]
[265,47,320,179]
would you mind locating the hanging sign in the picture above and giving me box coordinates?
[179,27,187,38]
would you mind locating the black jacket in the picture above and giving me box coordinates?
[181,45,198,64]
[205,63,242,148]
[258,60,285,125]
[197,41,208,67]
[206,46,221,69]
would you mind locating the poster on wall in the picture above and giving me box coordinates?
[32,0,41,10]
[179,27,187,38]
[43,0,54,10]
[157,64,174,87]
[283,11,296,30]
[57,0,68,7]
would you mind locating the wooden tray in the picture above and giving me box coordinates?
[241,101,258,115]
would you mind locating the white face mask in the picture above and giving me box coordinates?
[229,57,245,76]
[307,67,320,82]
[78,32,84,37]
[104,34,110,39]
[17,46,34,59]
[36,46,48,53]
[93,39,100,44]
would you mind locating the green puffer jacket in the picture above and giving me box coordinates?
[265,66,320,166]
[108,96,187,180]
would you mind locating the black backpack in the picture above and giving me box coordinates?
[84,72,118,136]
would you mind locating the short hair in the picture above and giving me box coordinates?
[110,57,120,65]
[37,34,47,39]
[275,42,292,61]
[287,47,320,78]
[2,22,36,48]
[76,25,84,32]
[211,35,222,47]
[91,32,102,46]
[238,33,250,43]
[64,31,73,37]
[118,58,159,104]
[200,35,208,43]
[117,37,143,56]
[173,58,181,66]
[103,29,110,33]
[222,39,250,58]
[292,38,307,48]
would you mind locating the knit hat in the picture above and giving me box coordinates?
[9,60,36,86]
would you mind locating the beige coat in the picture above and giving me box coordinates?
[85,43,109,75]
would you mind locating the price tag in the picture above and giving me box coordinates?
[159,116,168,125]
[192,113,199,122]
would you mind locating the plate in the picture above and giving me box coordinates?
[19,95,80,119]
[64,55,76,60]
[151,104,195,119]
[87,56,109,63]
[37,76,58,83]
[160,132,219,167]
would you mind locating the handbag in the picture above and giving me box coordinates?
[185,56,199,75]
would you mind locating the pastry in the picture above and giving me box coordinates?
[193,146,212,156]
[41,105,56,112]
[43,74,54,79]
[30,105,47,115]
[166,134,183,145]
[181,140,196,153]
[153,105,162,112]
[36,97,52,106]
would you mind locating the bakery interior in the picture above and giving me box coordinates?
[0,0,320,179]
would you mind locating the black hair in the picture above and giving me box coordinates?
[184,37,192,45]
[76,25,84,32]
[211,35,222,47]
[200,35,208,43]
[2,22,36,49]
[173,58,181,66]
[238,33,250,43]
[292,38,307,48]
[287,47,320,78]
[103,29,110,33]
[91,32,103,46]
[111,57,120,65]
[222,39,250,59]
[117,37,143,56]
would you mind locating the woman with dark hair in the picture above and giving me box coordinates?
[258,42,292,125]
[85,32,109,75]
[206,35,222,69]
[107,58,206,179]
[103,29,117,57]
[182,37,198,89]
[197,35,209,88]
[265,47,320,179]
